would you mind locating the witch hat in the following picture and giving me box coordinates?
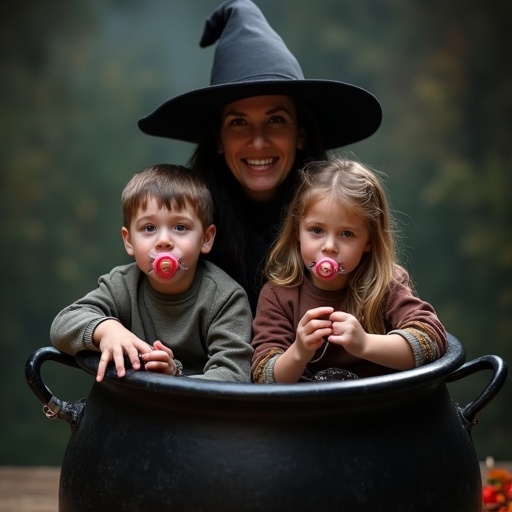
[138,0,382,149]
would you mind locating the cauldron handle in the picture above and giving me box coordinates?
[446,354,508,430]
[25,346,86,431]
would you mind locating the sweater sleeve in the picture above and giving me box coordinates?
[251,283,296,383]
[189,266,254,383]
[385,266,447,366]
[50,265,135,355]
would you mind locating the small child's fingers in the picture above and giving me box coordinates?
[152,340,174,357]
[302,307,334,323]
[143,359,165,369]
[329,311,351,322]
[122,345,142,372]
[144,359,178,376]
[111,348,128,379]
[142,349,170,363]
[133,340,154,355]
[96,357,109,382]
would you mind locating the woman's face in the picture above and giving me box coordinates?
[218,95,304,201]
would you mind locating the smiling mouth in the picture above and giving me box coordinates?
[244,157,277,169]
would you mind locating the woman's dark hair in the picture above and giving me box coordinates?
[188,97,327,294]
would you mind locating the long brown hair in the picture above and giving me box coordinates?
[265,157,398,334]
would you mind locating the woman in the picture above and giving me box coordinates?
[138,0,382,312]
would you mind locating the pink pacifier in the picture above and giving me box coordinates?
[310,257,345,281]
[148,252,186,279]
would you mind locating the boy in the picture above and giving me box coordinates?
[51,164,254,382]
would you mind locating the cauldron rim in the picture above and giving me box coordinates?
[74,333,464,400]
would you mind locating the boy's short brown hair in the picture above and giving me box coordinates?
[122,164,214,229]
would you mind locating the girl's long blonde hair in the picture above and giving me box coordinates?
[265,157,398,334]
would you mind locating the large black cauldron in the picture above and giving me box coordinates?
[26,334,507,512]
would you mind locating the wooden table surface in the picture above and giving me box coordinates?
[0,467,59,512]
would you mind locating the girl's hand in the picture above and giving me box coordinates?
[328,312,416,370]
[295,307,334,359]
[274,306,334,383]
[328,311,368,358]
[141,340,179,376]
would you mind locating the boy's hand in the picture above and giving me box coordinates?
[141,340,179,376]
[94,319,153,382]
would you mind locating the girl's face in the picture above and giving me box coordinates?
[298,195,372,290]
[218,95,305,201]
[122,197,215,294]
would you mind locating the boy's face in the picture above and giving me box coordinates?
[122,197,215,294]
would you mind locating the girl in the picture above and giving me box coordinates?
[251,157,447,383]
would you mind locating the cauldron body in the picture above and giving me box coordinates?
[26,335,507,512]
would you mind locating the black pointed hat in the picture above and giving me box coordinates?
[138,0,382,149]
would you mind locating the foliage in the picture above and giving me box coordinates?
[2,0,510,465]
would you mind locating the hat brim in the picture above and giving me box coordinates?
[138,79,382,150]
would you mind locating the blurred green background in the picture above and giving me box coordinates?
[2,0,510,465]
